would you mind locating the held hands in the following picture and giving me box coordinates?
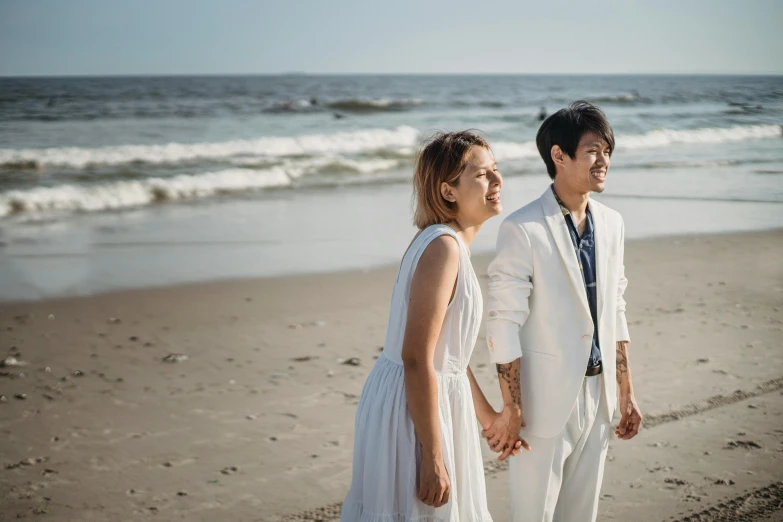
[481,406,531,461]
[615,391,642,440]
[417,453,450,507]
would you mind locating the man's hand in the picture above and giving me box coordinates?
[481,406,531,461]
[615,391,642,440]
[487,359,530,460]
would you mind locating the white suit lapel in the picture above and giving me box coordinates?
[589,199,608,327]
[540,188,591,321]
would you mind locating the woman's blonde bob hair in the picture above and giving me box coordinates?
[412,131,490,230]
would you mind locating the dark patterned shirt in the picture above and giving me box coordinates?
[552,186,602,368]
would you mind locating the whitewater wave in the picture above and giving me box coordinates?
[620,124,782,149]
[307,157,401,175]
[227,155,402,176]
[2,124,780,219]
[491,124,782,160]
[261,98,424,114]
[0,168,292,218]
[491,141,539,161]
[0,153,406,219]
[328,98,424,112]
[2,124,777,172]
[589,93,650,105]
[0,126,421,169]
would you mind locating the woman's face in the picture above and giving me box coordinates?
[446,146,503,226]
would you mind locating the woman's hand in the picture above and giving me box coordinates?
[418,455,451,507]
[482,407,531,461]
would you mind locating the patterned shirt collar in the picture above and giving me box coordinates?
[551,184,590,218]
[551,184,571,217]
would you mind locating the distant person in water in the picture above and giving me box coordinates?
[538,106,547,121]
[341,131,526,521]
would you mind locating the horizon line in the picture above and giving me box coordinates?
[2,71,782,80]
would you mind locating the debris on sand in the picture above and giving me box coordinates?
[714,478,735,485]
[725,440,762,449]
[1,356,28,368]
[5,456,48,470]
[162,353,189,363]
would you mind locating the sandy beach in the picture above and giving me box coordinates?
[1,229,782,521]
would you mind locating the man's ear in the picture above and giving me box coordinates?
[440,182,457,203]
[551,145,566,168]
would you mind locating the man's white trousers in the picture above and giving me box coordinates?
[509,374,611,522]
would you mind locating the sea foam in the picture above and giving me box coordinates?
[0,168,291,218]
[0,126,421,169]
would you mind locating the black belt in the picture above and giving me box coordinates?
[585,362,603,377]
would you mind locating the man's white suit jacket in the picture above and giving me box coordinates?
[486,186,631,439]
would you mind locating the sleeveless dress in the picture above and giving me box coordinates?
[341,225,493,522]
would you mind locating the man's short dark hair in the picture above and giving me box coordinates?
[535,101,615,180]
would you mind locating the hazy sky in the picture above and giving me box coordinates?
[1,0,781,76]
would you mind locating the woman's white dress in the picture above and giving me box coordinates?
[341,224,493,522]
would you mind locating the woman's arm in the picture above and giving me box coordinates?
[400,235,459,507]
[466,366,496,429]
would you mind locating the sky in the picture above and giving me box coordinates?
[0,0,781,76]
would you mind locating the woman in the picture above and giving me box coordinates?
[341,131,526,521]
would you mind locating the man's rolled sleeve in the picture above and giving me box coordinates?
[616,219,631,342]
[486,219,534,365]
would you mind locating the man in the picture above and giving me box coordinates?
[482,101,642,522]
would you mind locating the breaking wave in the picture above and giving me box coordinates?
[620,124,781,149]
[0,168,292,218]
[0,126,421,169]
[327,98,424,112]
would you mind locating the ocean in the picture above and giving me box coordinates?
[1,74,782,300]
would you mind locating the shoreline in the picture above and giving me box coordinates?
[2,165,783,302]
[2,226,782,306]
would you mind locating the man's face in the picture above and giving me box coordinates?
[559,132,612,194]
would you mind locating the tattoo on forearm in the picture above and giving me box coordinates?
[496,362,521,407]
[616,341,629,383]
